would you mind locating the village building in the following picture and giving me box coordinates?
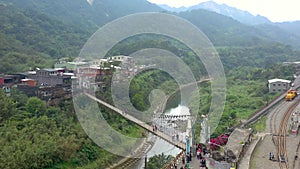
[54,58,89,71]
[268,78,291,93]
[27,69,73,87]
[0,74,28,94]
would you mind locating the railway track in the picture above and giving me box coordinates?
[111,141,154,169]
[270,101,287,134]
[270,101,287,147]
[277,98,299,169]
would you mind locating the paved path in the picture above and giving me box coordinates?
[238,134,264,169]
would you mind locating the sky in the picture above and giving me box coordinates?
[147,0,300,22]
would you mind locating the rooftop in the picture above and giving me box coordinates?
[42,68,57,72]
[268,78,291,84]
[225,128,252,159]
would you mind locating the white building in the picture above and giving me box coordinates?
[268,78,291,93]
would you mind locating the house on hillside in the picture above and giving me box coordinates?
[17,79,38,96]
[28,69,72,87]
[0,74,27,94]
[54,59,89,71]
[268,78,291,93]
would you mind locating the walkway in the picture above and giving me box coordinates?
[84,92,186,150]
[238,133,265,169]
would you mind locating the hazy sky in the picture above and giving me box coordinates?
[147,0,300,22]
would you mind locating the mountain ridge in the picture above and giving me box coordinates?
[158,1,272,25]
[0,0,300,66]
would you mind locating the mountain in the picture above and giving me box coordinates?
[1,0,163,31]
[1,0,300,50]
[276,21,300,36]
[254,23,300,49]
[189,1,272,25]
[177,9,270,47]
[159,1,271,25]
[0,0,164,56]
[157,1,300,48]
[1,0,300,73]
[0,0,165,73]
[158,4,188,13]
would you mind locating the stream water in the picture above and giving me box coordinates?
[133,104,190,169]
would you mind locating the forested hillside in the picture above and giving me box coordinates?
[1,0,163,31]
[1,0,299,74]
[0,4,89,73]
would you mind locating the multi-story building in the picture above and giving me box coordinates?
[268,78,291,93]
[28,69,73,87]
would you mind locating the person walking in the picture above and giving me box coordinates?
[182,155,185,164]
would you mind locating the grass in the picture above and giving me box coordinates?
[253,116,267,132]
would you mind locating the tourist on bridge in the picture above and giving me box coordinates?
[173,162,177,169]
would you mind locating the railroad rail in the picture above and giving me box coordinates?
[242,92,286,128]
[277,97,300,169]
[109,141,154,169]
[270,101,288,148]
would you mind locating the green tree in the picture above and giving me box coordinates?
[26,97,47,117]
[0,90,17,123]
[10,88,28,107]
[147,153,174,169]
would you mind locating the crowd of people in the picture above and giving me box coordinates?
[196,144,209,169]
[173,143,209,169]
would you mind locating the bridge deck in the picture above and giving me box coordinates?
[84,93,186,150]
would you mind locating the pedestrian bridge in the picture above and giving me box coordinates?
[84,92,186,150]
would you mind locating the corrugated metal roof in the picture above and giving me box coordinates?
[268,78,291,84]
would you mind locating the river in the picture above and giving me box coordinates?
[132,104,190,169]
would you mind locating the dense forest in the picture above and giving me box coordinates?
[0,88,147,169]
[1,0,300,168]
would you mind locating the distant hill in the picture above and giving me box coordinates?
[0,0,165,73]
[1,0,300,73]
[158,1,300,49]
[1,0,163,31]
[177,9,270,47]
[1,0,300,50]
[159,1,271,25]
[188,1,272,25]
[158,4,188,13]
[276,21,300,36]
[254,23,300,49]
